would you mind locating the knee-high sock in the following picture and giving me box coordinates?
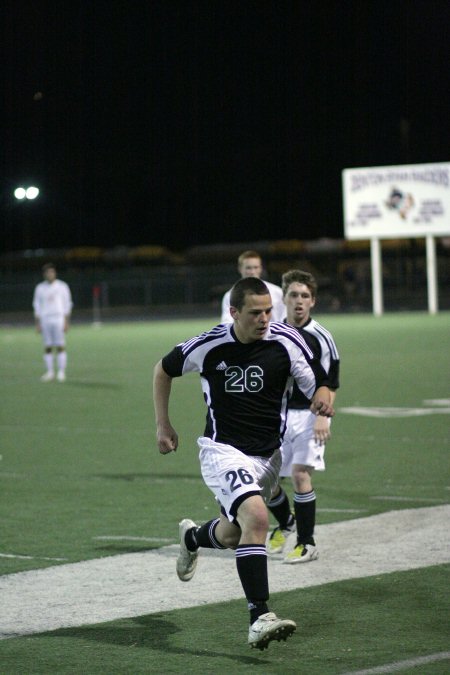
[57,351,67,372]
[293,490,316,544]
[236,544,269,623]
[44,353,54,373]
[267,487,293,529]
[185,518,226,551]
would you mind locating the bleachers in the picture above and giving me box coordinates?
[1,238,449,318]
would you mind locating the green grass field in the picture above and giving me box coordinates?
[1,312,449,673]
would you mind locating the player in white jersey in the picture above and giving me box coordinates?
[220,250,285,323]
[267,270,340,563]
[153,277,335,650]
[32,263,73,382]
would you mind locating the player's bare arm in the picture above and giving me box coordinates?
[153,360,179,454]
[310,386,335,418]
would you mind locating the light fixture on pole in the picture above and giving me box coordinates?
[14,186,40,200]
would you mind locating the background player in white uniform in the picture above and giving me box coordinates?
[153,277,334,650]
[33,263,73,382]
[220,250,285,323]
[267,270,340,563]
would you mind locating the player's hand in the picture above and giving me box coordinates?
[156,423,179,455]
[310,399,335,418]
[313,417,331,444]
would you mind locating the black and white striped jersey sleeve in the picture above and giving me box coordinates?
[305,319,340,390]
[161,324,232,377]
[285,318,339,409]
[268,322,330,399]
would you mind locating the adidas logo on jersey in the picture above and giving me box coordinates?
[216,361,228,370]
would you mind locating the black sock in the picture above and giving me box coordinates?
[293,490,316,545]
[185,518,226,551]
[249,601,269,625]
[235,544,269,624]
[267,487,293,529]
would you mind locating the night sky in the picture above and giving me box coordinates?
[2,0,449,254]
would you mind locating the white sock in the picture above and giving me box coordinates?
[57,351,67,373]
[44,353,54,373]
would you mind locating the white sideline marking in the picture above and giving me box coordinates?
[423,399,450,406]
[93,536,174,543]
[0,505,449,640]
[340,406,450,417]
[0,553,68,562]
[342,650,450,674]
[371,496,446,503]
[318,508,365,513]
[0,425,149,436]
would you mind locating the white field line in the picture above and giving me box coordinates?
[1,513,367,565]
[0,554,68,562]
[371,496,446,503]
[0,505,449,640]
[318,508,365,513]
[423,399,450,406]
[0,425,149,435]
[93,536,174,543]
[342,651,450,674]
[339,406,450,417]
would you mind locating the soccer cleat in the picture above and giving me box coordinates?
[57,371,66,382]
[283,543,319,564]
[40,371,55,382]
[176,518,199,582]
[248,612,296,650]
[267,524,295,555]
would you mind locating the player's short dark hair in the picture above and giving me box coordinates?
[282,269,318,298]
[230,277,270,310]
[42,262,56,273]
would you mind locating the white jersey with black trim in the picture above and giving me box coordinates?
[161,321,328,456]
[287,317,340,410]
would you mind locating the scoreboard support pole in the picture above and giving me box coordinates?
[426,235,438,315]
[370,237,383,317]
[369,234,439,317]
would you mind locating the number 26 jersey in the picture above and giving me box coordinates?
[161,322,329,457]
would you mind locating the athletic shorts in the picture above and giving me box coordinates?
[279,408,329,477]
[197,436,282,523]
[41,317,66,348]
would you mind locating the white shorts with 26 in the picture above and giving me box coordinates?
[279,408,329,477]
[197,436,282,523]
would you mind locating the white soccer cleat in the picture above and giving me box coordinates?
[248,612,296,650]
[40,371,55,382]
[57,371,66,382]
[176,518,199,582]
[283,543,319,564]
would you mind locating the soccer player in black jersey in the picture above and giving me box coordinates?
[153,277,335,650]
[267,270,340,563]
